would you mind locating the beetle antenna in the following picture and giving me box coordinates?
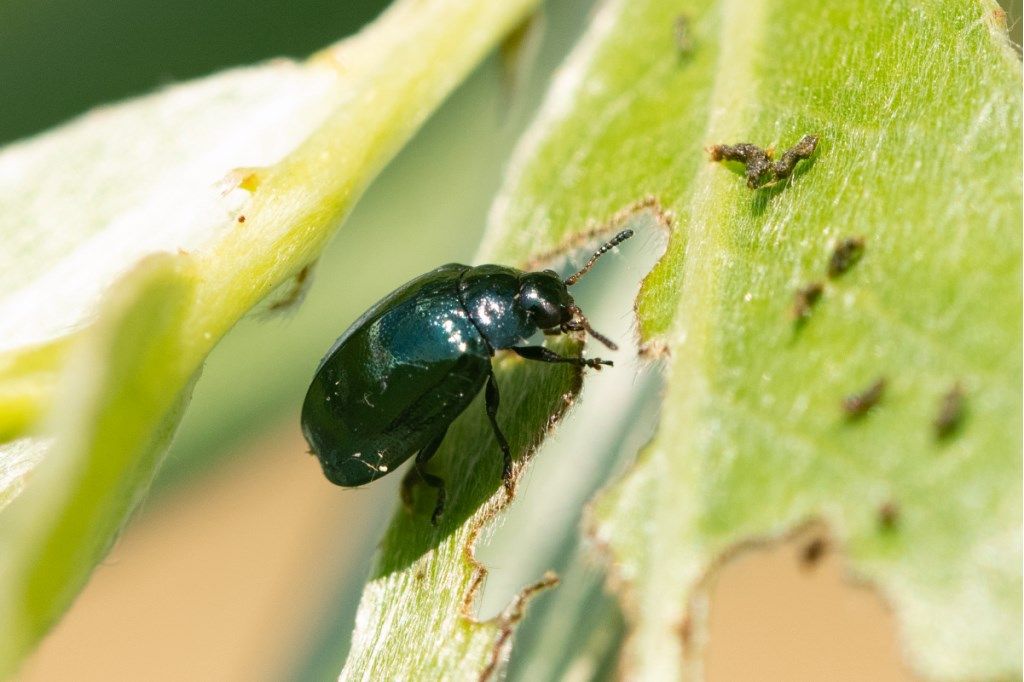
[567,306,619,351]
[564,229,634,286]
[583,319,619,351]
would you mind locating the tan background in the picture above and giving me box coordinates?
[20,424,918,682]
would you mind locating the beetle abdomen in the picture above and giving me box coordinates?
[301,264,491,486]
[305,354,488,485]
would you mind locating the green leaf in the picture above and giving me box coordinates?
[0,0,540,673]
[338,245,663,679]
[0,254,196,666]
[481,0,1021,679]
[341,337,582,678]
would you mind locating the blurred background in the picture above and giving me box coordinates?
[3,0,1019,679]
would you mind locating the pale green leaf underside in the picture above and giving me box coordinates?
[0,61,337,351]
[482,0,1021,679]
[0,0,540,674]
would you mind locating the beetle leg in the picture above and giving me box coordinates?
[511,345,613,370]
[400,468,417,512]
[400,429,448,525]
[485,369,515,498]
[419,468,447,526]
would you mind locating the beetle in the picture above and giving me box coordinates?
[301,229,633,524]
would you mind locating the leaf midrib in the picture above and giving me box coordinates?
[664,0,769,427]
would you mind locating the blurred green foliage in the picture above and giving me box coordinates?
[0,0,556,673]
[0,0,386,144]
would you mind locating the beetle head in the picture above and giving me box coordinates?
[520,270,575,330]
[519,229,635,351]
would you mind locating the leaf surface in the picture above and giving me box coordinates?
[481,0,1022,678]
[341,334,586,679]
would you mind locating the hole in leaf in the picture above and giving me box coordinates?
[703,526,918,681]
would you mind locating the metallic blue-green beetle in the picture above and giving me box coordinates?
[301,230,632,523]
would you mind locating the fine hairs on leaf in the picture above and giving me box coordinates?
[471,0,1021,679]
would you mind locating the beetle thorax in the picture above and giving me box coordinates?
[459,266,542,350]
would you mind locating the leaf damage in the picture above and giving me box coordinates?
[484,0,1021,679]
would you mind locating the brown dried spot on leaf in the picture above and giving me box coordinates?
[709,134,818,189]
[842,377,886,419]
[673,15,694,56]
[791,281,824,322]
[878,501,900,530]
[934,382,966,440]
[828,236,865,278]
[800,536,829,568]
